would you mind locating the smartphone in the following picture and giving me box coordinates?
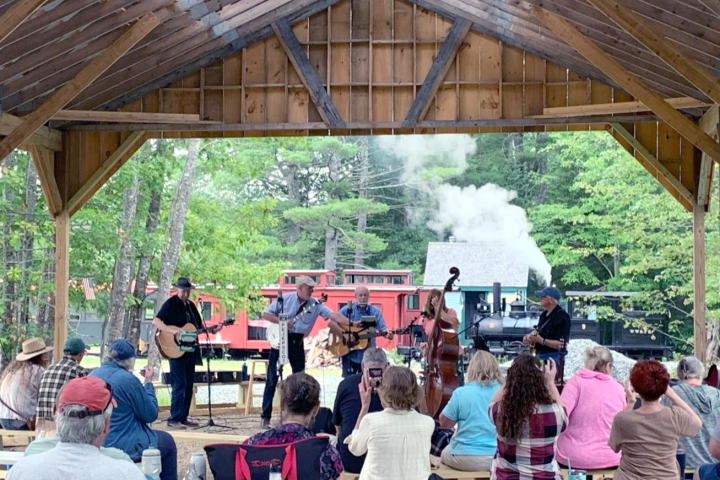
[368,367,383,391]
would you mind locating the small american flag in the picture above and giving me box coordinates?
[81,277,95,300]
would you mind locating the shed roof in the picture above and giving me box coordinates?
[423,242,529,288]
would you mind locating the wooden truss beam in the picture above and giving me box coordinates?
[0,13,159,163]
[0,0,46,45]
[532,7,720,165]
[534,97,709,118]
[67,131,146,216]
[27,145,62,216]
[0,112,61,151]
[271,18,345,129]
[402,18,471,128]
[611,123,695,205]
[696,0,720,19]
[52,110,203,124]
[585,0,720,105]
[698,105,719,206]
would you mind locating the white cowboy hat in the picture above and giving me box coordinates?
[16,337,53,361]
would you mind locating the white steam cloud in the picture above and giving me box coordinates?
[428,184,552,287]
[377,135,476,183]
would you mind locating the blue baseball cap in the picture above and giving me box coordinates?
[535,287,561,301]
[107,339,139,360]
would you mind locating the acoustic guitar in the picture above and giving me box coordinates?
[325,322,402,357]
[156,318,234,360]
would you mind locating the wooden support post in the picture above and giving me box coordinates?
[586,0,720,106]
[0,0,47,45]
[0,13,159,163]
[402,18,471,128]
[694,204,707,364]
[272,18,346,129]
[27,146,62,216]
[54,210,69,361]
[698,105,719,207]
[532,7,720,166]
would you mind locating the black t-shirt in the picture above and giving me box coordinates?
[332,373,383,474]
[535,305,571,355]
[156,295,202,330]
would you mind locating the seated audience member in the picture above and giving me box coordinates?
[0,337,52,430]
[555,346,626,469]
[489,355,567,480]
[662,356,720,470]
[90,339,177,480]
[439,350,503,471]
[244,372,344,480]
[349,366,435,480]
[36,337,89,430]
[7,376,144,480]
[608,359,701,480]
[333,347,388,474]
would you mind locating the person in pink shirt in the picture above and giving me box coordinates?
[555,346,629,469]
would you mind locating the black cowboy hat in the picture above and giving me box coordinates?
[173,277,196,290]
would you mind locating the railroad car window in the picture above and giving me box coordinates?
[389,276,403,284]
[285,276,297,284]
[327,275,335,285]
[407,295,420,310]
[310,276,320,284]
[373,276,384,283]
[200,301,212,321]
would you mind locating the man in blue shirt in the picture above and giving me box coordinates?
[260,275,352,428]
[337,286,393,377]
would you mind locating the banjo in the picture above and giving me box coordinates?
[266,294,328,349]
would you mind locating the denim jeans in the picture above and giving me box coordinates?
[0,418,28,430]
[261,333,305,420]
[168,351,196,423]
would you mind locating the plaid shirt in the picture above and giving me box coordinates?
[489,401,568,480]
[36,356,87,419]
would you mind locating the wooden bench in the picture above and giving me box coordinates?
[0,430,35,449]
[0,450,25,478]
[347,467,620,480]
[167,430,249,444]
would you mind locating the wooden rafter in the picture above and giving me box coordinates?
[52,110,204,124]
[0,13,160,163]
[532,7,720,165]
[27,145,62,216]
[533,97,709,118]
[697,0,720,19]
[0,0,46,45]
[585,0,720,105]
[0,112,61,151]
[271,18,345,129]
[611,123,695,205]
[67,131,146,216]
[402,18,472,127]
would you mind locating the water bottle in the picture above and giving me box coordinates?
[241,363,248,381]
[190,452,206,480]
[183,463,199,480]
[269,463,281,480]
[141,446,162,480]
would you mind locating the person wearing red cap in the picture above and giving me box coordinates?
[6,376,144,480]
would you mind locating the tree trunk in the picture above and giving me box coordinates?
[324,152,341,270]
[105,176,141,344]
[18,160,38,327]
[614,240,621,278]
[535,133,548,206]
[36,241,55,334]
[127,188,161,348]
[147,139,201,378]
[354,138,369,267]
[2,153,17,328]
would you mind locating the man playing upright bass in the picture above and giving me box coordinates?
[260,276,353,428]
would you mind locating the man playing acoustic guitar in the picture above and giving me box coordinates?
[151,277,205,429]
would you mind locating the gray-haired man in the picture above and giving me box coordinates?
[7,376,144,480]
[332,348,389,474]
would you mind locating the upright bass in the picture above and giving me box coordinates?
[422,267,461,418]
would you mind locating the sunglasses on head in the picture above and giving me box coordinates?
[63,382,113,419]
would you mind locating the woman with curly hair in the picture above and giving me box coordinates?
[488,354,567,480]
[608,359,701,480]
[244,372,344,480]
[349,365,435,480]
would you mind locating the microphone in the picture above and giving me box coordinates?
[278,290,284,313]
[346,300,353,314]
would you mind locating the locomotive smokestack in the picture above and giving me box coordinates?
[493,282,501,314]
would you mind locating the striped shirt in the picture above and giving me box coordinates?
[489,401,568,480]
[36,356,87,419]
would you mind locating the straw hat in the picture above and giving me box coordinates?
[16,337,53,361]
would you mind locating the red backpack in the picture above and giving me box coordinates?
[204,437,330,480]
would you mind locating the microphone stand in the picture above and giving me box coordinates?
[195,309,234,431]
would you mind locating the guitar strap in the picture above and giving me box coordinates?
[295,300,309,317]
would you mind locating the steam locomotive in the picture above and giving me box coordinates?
[465,284,673,359]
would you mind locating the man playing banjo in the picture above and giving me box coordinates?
[260,275,352,428]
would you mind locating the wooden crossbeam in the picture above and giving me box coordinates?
[585,0,720,105]
[533,97,709,119]
[0,112,61,151]
[532,7,720,165]
[52,110,203,124]
[0,0,47,45]
[272,18,346,129]
[27,145,62,216]
[611,123,694,205]
[67,131,146,216]
[402,18,471,128]
[0,13,159,163]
